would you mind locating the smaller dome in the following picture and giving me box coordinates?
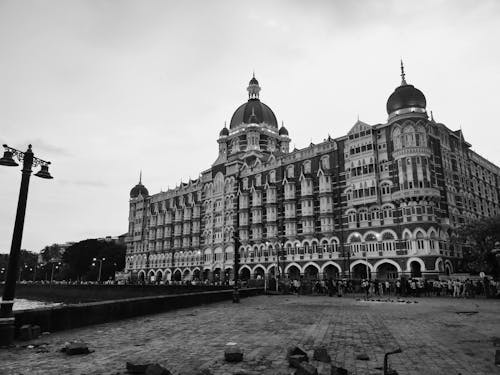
[249,76,259,85]
[279,125,289,136]
[219,126,229,136]
[130,182,149,198]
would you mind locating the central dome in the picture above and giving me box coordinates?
[386,84,426,115]
[230,99,278,129]
[386,61,427,115]
[229,76,278,129]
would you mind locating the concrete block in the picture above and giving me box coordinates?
[224,343,243,363]
[30,325,41,339]
[19,325,32,341]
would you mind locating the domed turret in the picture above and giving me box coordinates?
[279,123,289,136]
[386,61,426,115]
[130,172,149,198]
[229,74,278,129]
[219,123,229,137]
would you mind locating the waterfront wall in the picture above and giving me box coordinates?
[1,283,233,303]
[12,288,262,337]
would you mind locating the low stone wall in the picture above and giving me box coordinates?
[1,283,232,303]
[13,288,262,337]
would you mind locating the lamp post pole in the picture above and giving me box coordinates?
[233,171,241,303]
[93,258,106,283]
[0,144,53,346]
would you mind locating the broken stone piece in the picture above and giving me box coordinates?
[224,343,243,363]
[144,364,172,375]
[126,361,154,374]
[289,354,309,368]
[295,362,318,375]
[65,342,91,355]
[287,346,309,359]
[495,349,500,366]
[313,347,331,363]
[356,353,369,361]
[330,366,349,375]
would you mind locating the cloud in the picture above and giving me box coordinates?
[57,179,107,188]
[23,138,71,157]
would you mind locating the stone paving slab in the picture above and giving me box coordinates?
[0,296,499,375]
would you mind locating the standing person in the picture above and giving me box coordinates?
[385,280,390,295]
[327,278,334,297]
[453,279,460,298]
[395,279,401,296]
[337,279,343,297]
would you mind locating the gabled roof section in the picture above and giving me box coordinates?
[347,120,372,135]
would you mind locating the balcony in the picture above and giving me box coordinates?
[392,187,440,201]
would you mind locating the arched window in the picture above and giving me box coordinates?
[416,231,425,250]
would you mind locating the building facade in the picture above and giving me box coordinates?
[125,67,500,283]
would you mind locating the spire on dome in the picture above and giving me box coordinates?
[248,107,258,123]
[139,170,142,184]
[400,59,407,85]
[247,73,261,99]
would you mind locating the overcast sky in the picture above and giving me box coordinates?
[1,0,499,253]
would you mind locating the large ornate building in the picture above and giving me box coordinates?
[125,65,500,283]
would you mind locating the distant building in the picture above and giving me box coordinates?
[125,66,500,283]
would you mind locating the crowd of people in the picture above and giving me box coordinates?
[280,276,500,299]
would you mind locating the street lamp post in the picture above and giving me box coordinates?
[0,144,53,346]
[50,262,61,283]
[233,171,241,303]
[92,258,106,283]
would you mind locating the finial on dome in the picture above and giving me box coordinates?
[248,73,261,99]
[400,59,407,85]
[430,110,434,122]
[139,170,142,184]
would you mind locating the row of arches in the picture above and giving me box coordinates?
[136,257,454,283]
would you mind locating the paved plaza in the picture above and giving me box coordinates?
[1,295,499,375]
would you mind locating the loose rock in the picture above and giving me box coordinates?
[330,366,349,375]
[295,362,318,375]
[289,354,309,368]
[313,347,331,363]
[63,342,91,355]
[356,353,370,361]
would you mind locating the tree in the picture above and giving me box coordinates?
[457,215,500,276]
[40,244,63,263]
[62,239,126,281]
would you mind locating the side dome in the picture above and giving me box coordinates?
[386,84,426,114]
[219,126,229,136]
[130,175,149,198]
[279,124,289,136]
